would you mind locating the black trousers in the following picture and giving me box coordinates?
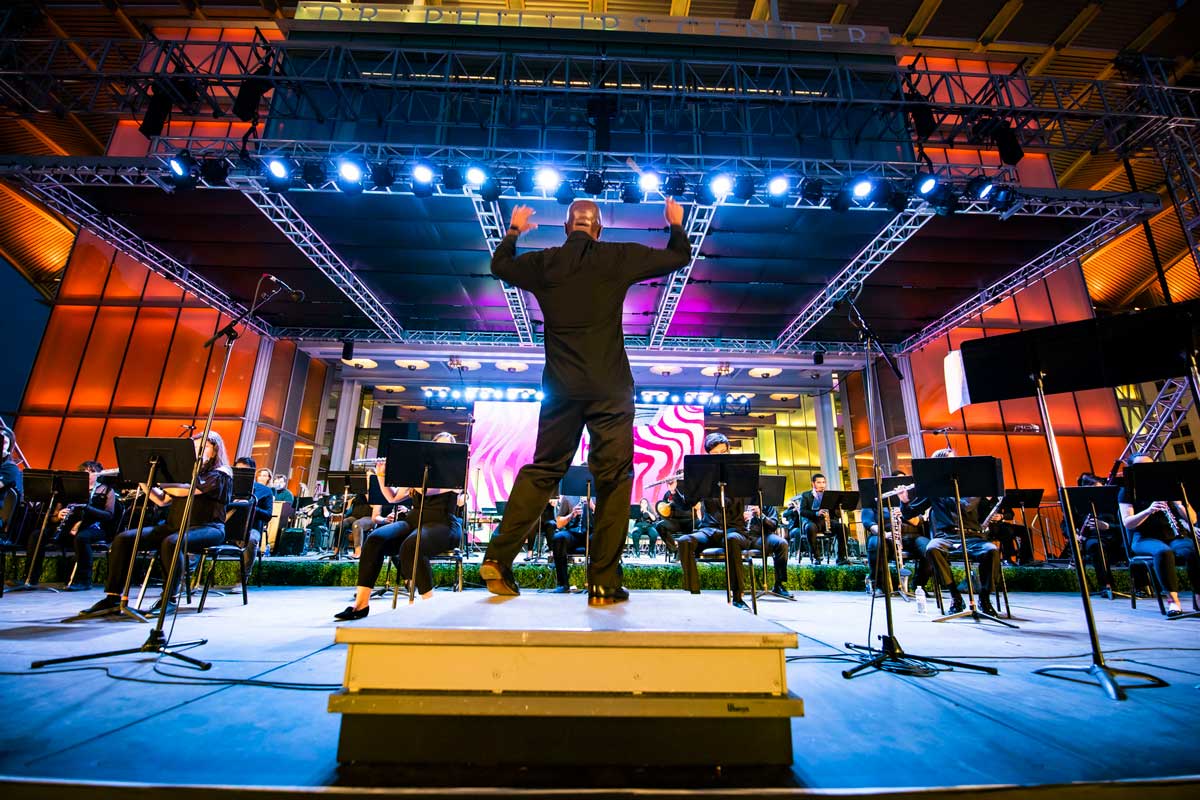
[549,527,587,587]
[105,522,225,599]
[357,519,460,595]
[1132,534,1200,594]
[70,523,109,585]
[866,534,931,587]
[801,520,849,562]
[925,535,999,597]
[677,529,753,598]
[746,532,789,588]
[990,522,1034,564]
[485,391,634,589]
[25,508,87,582]
[1084,536,1124,589]
[630,522,657,553]
[655,517,687,552]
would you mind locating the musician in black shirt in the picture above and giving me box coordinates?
[1120,454,1199,616]
[227,456,273,573]
[654,480,690,554]
[81,432,232,616]
[0,429,21,523]
[630,498,658,556]
[480,198,690,605]
[862,472,929,593]
[1068,472,1124,598]
[745,503,791,597]
[546,494,594,592]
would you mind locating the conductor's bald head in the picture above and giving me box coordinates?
[565,200,603,239]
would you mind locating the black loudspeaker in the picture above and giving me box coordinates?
[274,528,306,557]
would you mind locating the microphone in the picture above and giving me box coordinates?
[929,426,955,434]
[263,273,306,302]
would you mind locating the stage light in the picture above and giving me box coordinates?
[199,158,229,186]
[767,176,789,196]
[139,89,172,139]
[966,175,995,201]
[233,63,273,122]
[535,167,561,192]
[800,177,826,203]
[914,173,939,197]
[813,346,825,366]
[991,121,1024,166]
[466,166,488,186]
[734,175,757,201]
[264,157,293,191]
[341,341,355,364]
[336,159,365,193]
[443,166,465,191]
[371,163,395,190]
[301,161,325,188]
[535,391,544,401]
[930,185,960,217]
[884,183,909,213]
[665,174,688,197]
[988,184,1017,212]
[709,173,733,199]
[850,176,874,202]
[904,91,937,140]
[555,179,576,205]
[412,163,434,185]
[639,171,661,193]
[480,178,502,202]
[621,182,641,204]
[583,171,605,196]
[830,186,852,213]
[670,395,680,403]
[165,150,198,190]
[514,170,534,193]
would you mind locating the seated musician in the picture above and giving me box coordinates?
[21,461,118,589]
[0,429,21,533]
[1120,453,1200,616]
[674,433,754,609]
[745,502,791,597]
[862,471,929,595]
[902,448,1000,616]
[1067,472,1123,599]
[984,498,1034,566]
[337,489,374,559]
[226,456,273,573]
[630,498,658,556]
[547,493,596,592]
[81,432,232,617]
[335,432,464,620]
[782,499,801,544]
[798,472,850,565]
[271,473,295,505]
[654,478,688,554]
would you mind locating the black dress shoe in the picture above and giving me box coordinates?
[979,602,999,617]
[587,585,629,606]
[548,585,570,594]
[773,585,792,598]
[64,582,92,592]
[689,588,701,595]
[948,599,966,614]
[146,599,177,617]
[732,597,749,610]
[81,595,120,615]
[479,560,520,596]
[334,605,370,621]
[836,559,852,566]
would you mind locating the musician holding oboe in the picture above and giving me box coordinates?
[1120,453,1200,616]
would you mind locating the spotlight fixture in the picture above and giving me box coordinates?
[442,166,465,191]
[904,91,937,140]
[554,179,576,205]
[341,341,355,364]
[263,157,293,192]
[199,158,229,187]
[850,175,875,203]
[583,171,605,196]
[767,175,789,196]
[165,150,198,190]
[301,161,325,188]
[709,173,733,199]
[813,347,826,366]
[913,173,939,198]
[638,171,661,194]
[465,166,488,186]
[371,162,395,190]
[233,63,273,122]
[335,158,366,193]
[138,87,172,139]
[884,182,909,213]
[929,184,960,216]
[966,174,995,201]
[513,170,534,193]
[830,185,852,213]
[412,162,435,197]
[734,175,757,201]
[988,184,1018,213]
[480,178,502,202]
[665,174,688,197]
[799,177,826,204]
[621,182,641,204]
[535,167,561,192]
[975,117,1024,166]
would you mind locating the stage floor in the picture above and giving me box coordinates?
[0,586,1198,795]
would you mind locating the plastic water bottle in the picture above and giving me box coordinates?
[915,586,927,615]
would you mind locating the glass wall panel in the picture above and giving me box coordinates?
[110,308,177,414]
[52,417,106,469]
[258,339,296,427]
[22,306,97,414]
[68,307,137,414]
[155,308,218,416]
[57,233,112,301]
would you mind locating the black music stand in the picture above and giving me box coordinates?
[383,439,468,607]
[682,453,760,607]
[821,490,860,562]
[11,470,88,592]
[1000,488,1045,563]
[858,476,917,600]
[1064,485,1127,599]
[1125,461,1200,621]
[753,475,793,602]
[911,455,1015,629]
[322,471,363,561]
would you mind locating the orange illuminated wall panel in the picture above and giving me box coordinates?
[297,360,327,440]
[97,418,152,468]
[111,308,179,414]
[22,306,97,414]
[155,308,218,417]
[258,339,297,428]
[103,251,151,301]
[51,417,107,470]
[142,271,185,303]
[68,307,137,415]
[13,417,62,470]
[57,232,113,301]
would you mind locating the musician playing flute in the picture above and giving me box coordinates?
[479,197,690,605]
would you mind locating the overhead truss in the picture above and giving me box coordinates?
[470,195,535,346]
[648,202,716,349]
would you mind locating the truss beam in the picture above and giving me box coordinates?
[235,182,406,341]
[647,202,716,349]
[774,205,932,352]
[6,177,266,334]
[1120,378,1194,464]
[470,195,535,346]
[899,206,1144,353]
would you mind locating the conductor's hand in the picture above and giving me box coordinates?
[664,196,684,227]
[509,205,537,235]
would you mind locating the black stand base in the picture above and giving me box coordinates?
[842,635,998,679]
[1166,610,1200,620]
[754,589,797,602]
[1033,662,1168,701]
[934,605,1020,629]
[66,602,150,624]
[6,582,61,594]
[30,628,211,670]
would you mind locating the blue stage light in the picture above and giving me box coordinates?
[767,176,789,196]
[851,176,874,200]
[412,163,434,184]
[466,166,488,186]
[535,391,545,401]
[966,175,995,200]
[535,167,561,192]
[267,159,289,179]
[709,174,733,198]
[914,173,938,197]
[639,171,661,193]
[336,159,365,193]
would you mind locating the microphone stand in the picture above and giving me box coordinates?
[33,278,284,671]
[841,295,997,679]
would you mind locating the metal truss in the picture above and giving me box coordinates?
[1155,124,1200,279]
[4,177,267,334]
[647,202,716,349]
[1,36,1199,156]
[1119,378,1194,465]
[470,195,535,346]
[774,205,932,352]
[235,181,406,341]
[899,206,1144,353]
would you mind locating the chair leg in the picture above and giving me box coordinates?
[0,550,5,598]
[238,553,249,606]
[455,556,463,592]
[198,559,214,614]
[747,558,758,616]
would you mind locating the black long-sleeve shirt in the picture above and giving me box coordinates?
[903,494,984,539]
[746,506,779,539]
[0,459,21,497]
[491,226,690,397]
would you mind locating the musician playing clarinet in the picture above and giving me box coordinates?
[1120,453,1200,616]
[479,197,690,605]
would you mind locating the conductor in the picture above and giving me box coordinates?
[480,197,691,605]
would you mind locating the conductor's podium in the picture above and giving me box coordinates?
[330,592,803,768]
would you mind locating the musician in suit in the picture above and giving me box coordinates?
[0,428,20,502]
[545,494,595,592]
[1120,453,1199,616]
[782,500,801,542]
[654,479,690,554]
[745,502,791,597]
[985,500,1035,565]
[629,498,658,556]
[480,197,690,605]
[901,448,1000,616]
[862,471,929,593]
[797,473,850,565]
